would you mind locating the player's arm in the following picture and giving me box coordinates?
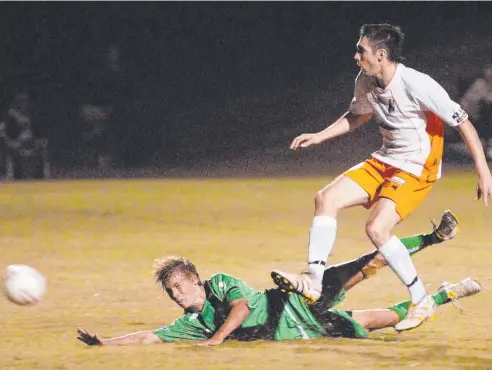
[77,328,162,346]
[196,298,250,346]
[290,111,372,150]
[455,119,492,205]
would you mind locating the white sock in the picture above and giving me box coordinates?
[379,235,426,304]
[307,216,337,281]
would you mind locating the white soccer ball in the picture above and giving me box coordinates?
[2,265,46,305]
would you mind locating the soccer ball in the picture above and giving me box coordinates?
[2,265,46,305]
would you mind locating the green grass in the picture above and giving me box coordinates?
[1,173,491,369]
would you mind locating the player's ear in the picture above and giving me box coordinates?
[192,274,202,286]
[377,48,386,61]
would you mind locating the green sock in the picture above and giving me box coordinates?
[387,300,411,321]
[388,290,449,320]
[400,232,442,257]
[431,290,449,306]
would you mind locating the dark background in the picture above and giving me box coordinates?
[1,2,491,177]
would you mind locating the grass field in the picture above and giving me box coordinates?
[1,171,491,369]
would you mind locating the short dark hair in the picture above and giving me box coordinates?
[360,24,405,62]
[153,256,200,287]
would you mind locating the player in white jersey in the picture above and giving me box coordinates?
[271,24,492,332]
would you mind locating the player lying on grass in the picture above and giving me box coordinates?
[77,211,481,346]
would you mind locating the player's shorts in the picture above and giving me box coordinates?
[309,263,370,339]
[312,308,369,339]
[344,158,435,220]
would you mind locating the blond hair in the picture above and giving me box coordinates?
[153,256,199,286]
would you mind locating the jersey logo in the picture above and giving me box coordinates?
[452,108,467,124]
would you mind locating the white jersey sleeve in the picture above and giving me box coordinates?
[404,71,468,127]
[348,71,373,115]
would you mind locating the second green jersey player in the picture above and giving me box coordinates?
[77,211,482,346]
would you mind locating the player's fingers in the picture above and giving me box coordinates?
[290,138,300,150]
[291,136,305,150]
[78,328,90,337]
[300,138,313,148]
[475,186,482,201]
[484,189,491,207]
[77,335,87,344]
[289,138,297,149]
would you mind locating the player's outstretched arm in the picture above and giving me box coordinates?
[290,111,372,150]
[77,328,162,346]
[456,119,492,206]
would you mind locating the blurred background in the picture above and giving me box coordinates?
[0,2,491,180]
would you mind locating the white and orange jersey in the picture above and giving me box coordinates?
[349,63,468,181]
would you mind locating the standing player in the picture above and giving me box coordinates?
[271,24,492,332]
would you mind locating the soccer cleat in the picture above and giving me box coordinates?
[438,277,482,313]
[394,295,437,332]
[431,210,459,241]
[271,270,322,303]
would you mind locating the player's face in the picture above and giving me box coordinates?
[354,37,381,76]
[165,271,204,311]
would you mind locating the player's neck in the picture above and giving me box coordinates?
[375,62,398,89]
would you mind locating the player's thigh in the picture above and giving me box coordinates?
[377,171,434,220]
[318,159,386,212]
[317,174,370,210]
[341,159,387,206]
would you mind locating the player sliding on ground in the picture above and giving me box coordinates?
[273,23,492,332]
[77,211,481,346]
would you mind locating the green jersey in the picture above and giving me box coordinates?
[152,273,367,342]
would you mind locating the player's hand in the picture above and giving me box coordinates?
[475,172,492,207]
[195,337,224,346]
[290,133,323,150]
[77,328,103,346]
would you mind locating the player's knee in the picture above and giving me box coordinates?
[365,221,390,246]
[314,189,338,212]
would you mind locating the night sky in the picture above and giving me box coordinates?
[0,2,491,171]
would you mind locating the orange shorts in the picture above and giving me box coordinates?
[344,158,434,220]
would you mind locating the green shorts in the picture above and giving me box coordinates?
[308,265,368,339]
[318,309,369,339]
